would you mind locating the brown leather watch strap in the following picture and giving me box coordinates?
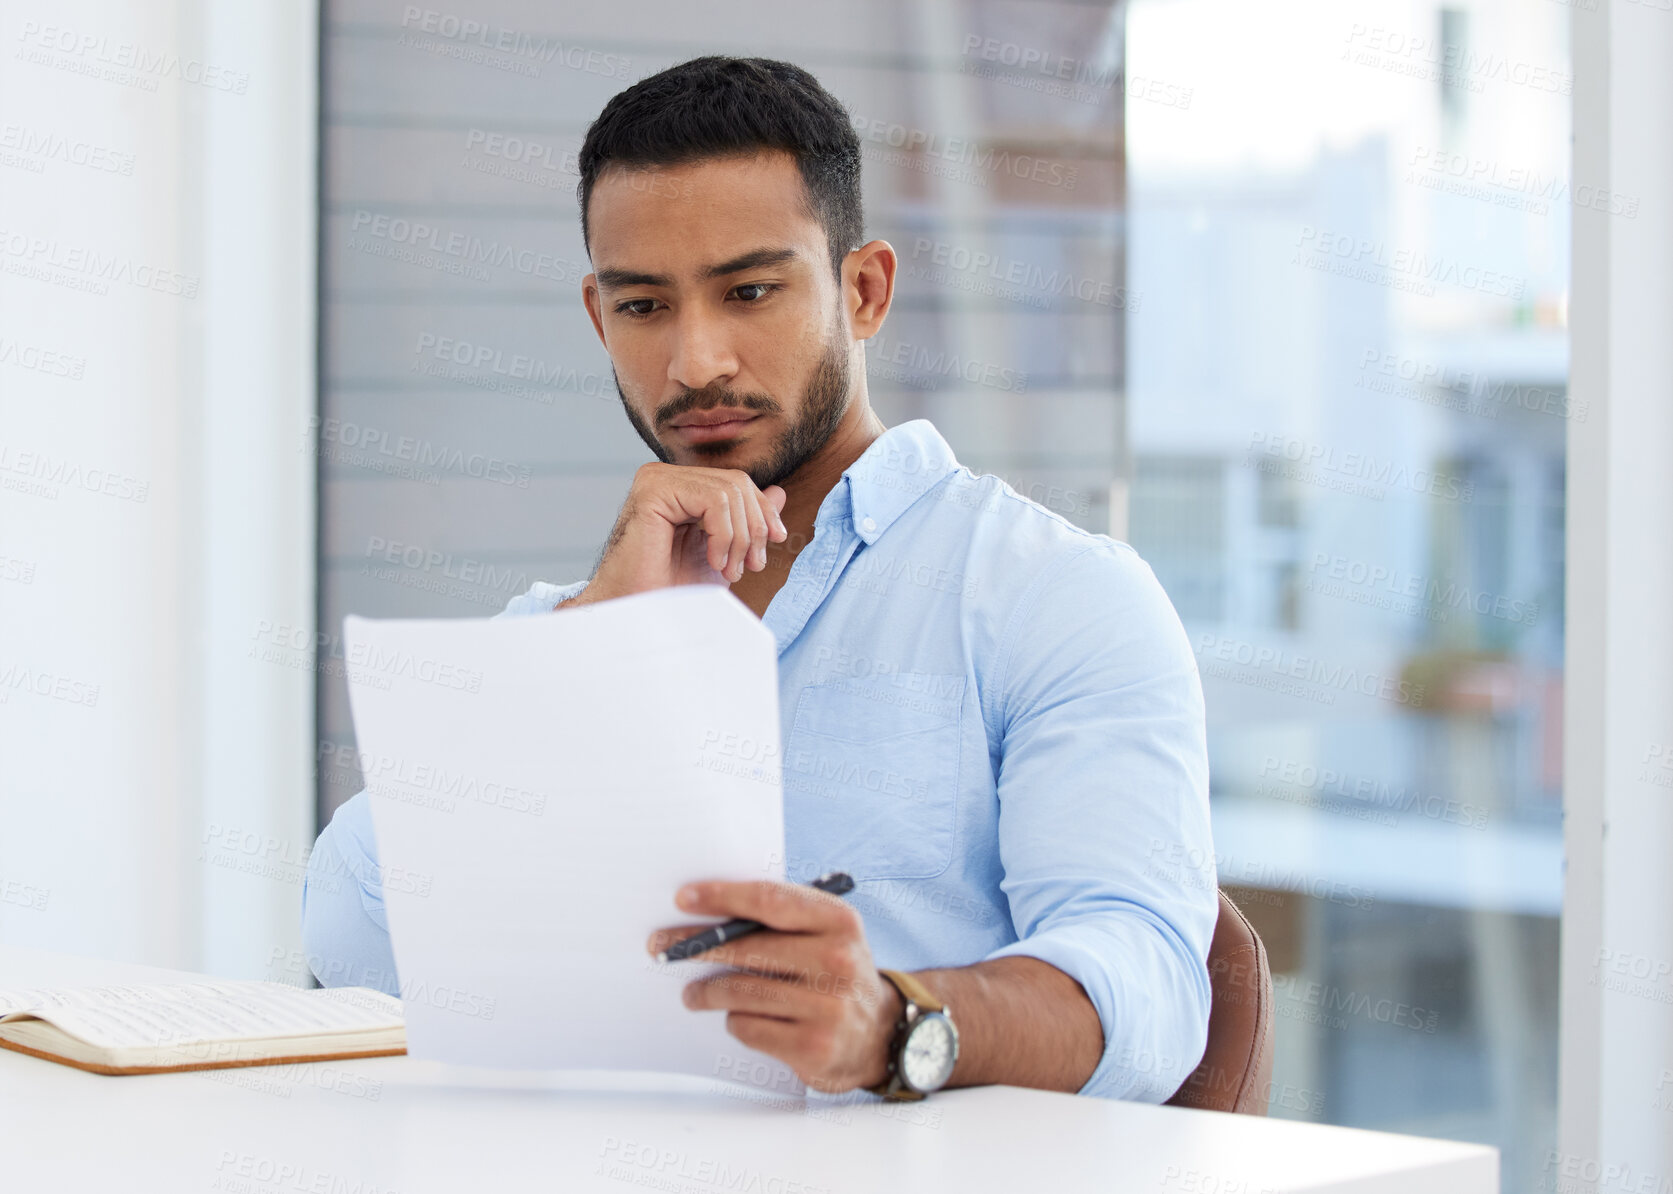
[866,969,949,1101]
[880,968,943,1014]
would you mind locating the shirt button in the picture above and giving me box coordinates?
[861,516,877,533]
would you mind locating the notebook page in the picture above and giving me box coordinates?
[0,982,402,1050]
[0,982,263,1016]
[0,982,225,1019]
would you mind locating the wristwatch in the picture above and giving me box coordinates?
[867,969,959,1100]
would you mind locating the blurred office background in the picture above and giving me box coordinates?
[17,3,1673,1193]
[313,0,1126,807]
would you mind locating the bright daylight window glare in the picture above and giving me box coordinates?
[1127,2,1568,1189]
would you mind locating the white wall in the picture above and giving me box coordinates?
[1561,0,1673,1187]
[0,0,317,977]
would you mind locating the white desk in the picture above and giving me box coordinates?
[0,946,1496,1193]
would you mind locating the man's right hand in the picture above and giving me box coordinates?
[565,463,789,606]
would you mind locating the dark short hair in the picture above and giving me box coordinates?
[577,56,863,279]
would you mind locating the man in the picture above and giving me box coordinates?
[303,56,1217,1103]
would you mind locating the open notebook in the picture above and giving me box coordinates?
[0,980,405,1075]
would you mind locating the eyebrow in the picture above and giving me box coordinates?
[594,246,800,292]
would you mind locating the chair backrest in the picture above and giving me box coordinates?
[1165,889,1274,1115]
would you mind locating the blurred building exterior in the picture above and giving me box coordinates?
[1126,3,1567,1190]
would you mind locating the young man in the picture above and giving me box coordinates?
[302,56,1217,1104]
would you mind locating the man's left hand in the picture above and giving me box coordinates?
[647,879,901,1093]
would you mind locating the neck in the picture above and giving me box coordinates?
[776,397,886,540]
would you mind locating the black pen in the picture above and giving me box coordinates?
[656,871,856,963]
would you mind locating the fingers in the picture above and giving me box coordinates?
[659,877,890,1094]
[682,972,819,1019]
[645,923,718,956]
[742,488,769,573]
[717,475,779,580]
[724,483,751,581]
[700,494,734,575]
[761,485,789,543]
[675,879,862,936]
[668,468,784,579]
[720,1013,858,1093]
[671,522,721,585]
[645,929,844,985]
[681,935,836,980]
[722,1012,805,1061]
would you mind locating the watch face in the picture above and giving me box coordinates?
[900,1012,958,1093]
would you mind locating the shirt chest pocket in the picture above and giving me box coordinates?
[784,676,965,882]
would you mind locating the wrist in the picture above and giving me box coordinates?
[866,969,960,1099]
[563,576,627,607]
[862,972,905,1089]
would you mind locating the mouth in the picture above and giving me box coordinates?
[668,410,762,444]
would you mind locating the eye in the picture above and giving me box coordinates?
[730,282,780,304]
[614,298,661,319]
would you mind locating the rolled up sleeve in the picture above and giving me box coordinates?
[981,541,1218,1102]
[299,578,588,991]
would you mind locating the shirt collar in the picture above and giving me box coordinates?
[820,419,961,546]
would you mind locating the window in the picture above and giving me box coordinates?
[1127,2,1567,1188]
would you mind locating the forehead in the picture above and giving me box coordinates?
[587,151,824,277]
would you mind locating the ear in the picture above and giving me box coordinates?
[842,240,897,341]
[582,274,609,348]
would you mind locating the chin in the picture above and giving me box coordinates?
[677,429,769,463]
[676,435,738,456]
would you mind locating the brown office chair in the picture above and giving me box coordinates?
[1164,890,1274,1115]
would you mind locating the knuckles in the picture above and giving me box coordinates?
[829,903,864,938]
[815,942,861,980]
[750,878,785,915]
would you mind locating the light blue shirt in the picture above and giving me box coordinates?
[302,418,1217,1101]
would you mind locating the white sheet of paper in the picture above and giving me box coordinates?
[342,585,789,1080]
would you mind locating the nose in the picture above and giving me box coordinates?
[666,305,740,395]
